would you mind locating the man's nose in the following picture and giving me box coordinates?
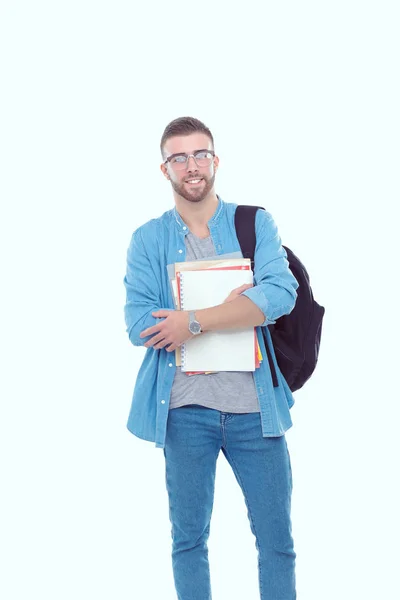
[186,155,198,171]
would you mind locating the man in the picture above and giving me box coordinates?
[123,116,299,599]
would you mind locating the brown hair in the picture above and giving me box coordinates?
[160,116,214,159]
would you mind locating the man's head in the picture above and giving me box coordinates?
[160,116,219,204]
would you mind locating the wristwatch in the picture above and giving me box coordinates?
[188,311,202,335]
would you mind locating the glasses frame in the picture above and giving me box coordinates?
[163,149,216,170]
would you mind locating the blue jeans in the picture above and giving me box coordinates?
[163,405,296,599]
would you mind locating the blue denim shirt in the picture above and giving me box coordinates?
[123,196,299,449]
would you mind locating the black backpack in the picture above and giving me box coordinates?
[235,205,325,393]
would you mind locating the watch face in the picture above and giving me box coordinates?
[189,321,202,334]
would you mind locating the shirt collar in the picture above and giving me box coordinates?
[173,195,224,231]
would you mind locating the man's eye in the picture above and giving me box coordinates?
[194,152,208,159]
[172,155,186,163]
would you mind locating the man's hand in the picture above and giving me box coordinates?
[223,283,253,303]
[139,310,193,352]
[140,283,255,351]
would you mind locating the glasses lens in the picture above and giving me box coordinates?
[170,155,187,170]
[194,151,213,167]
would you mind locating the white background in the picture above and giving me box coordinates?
[1,1,399,598]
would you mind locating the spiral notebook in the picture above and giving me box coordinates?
[179,269,256,372]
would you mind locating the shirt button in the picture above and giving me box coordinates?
[161,400,166,404]
[182,226,187,230]
[178,249,183,254]
[169,363,173,367]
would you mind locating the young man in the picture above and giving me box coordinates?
[123,116,299,599]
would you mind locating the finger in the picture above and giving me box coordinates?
[152,310,172,318]
[154,339,168,350]
[225,284,252,300]
[140,326,158,338]
[236,284,253,293]
[144,334,164,348]
[231,284,252,294]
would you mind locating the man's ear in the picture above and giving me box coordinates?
[160,164,170,179]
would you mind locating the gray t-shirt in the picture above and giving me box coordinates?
[169,231,260,413]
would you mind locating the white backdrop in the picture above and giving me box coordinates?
[1,1,399,599]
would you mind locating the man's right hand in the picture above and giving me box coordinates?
[223,283,253,303]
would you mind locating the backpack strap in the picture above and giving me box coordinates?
[234,205,264,270]
[234,205,279,387]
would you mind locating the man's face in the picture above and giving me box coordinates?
[161,133,219,203]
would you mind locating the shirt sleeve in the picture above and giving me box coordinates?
[123,227,170,347]
[240,209,299,326]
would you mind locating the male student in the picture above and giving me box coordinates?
[124,116,299,599]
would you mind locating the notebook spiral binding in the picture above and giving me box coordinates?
[179,273,187,370]
[181,343,187,370]
[179,272,186,309]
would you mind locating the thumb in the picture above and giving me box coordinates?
[237,283,253,291]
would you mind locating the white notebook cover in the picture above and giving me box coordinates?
[179,269,255,372]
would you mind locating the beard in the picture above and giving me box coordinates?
[170,171,216,203]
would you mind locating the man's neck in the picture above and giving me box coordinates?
[174,192,219,230]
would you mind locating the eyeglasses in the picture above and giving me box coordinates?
[164,149,215,171]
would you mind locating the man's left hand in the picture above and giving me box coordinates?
[140,310,194,352]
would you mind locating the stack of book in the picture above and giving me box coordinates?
[169,258,263,375]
